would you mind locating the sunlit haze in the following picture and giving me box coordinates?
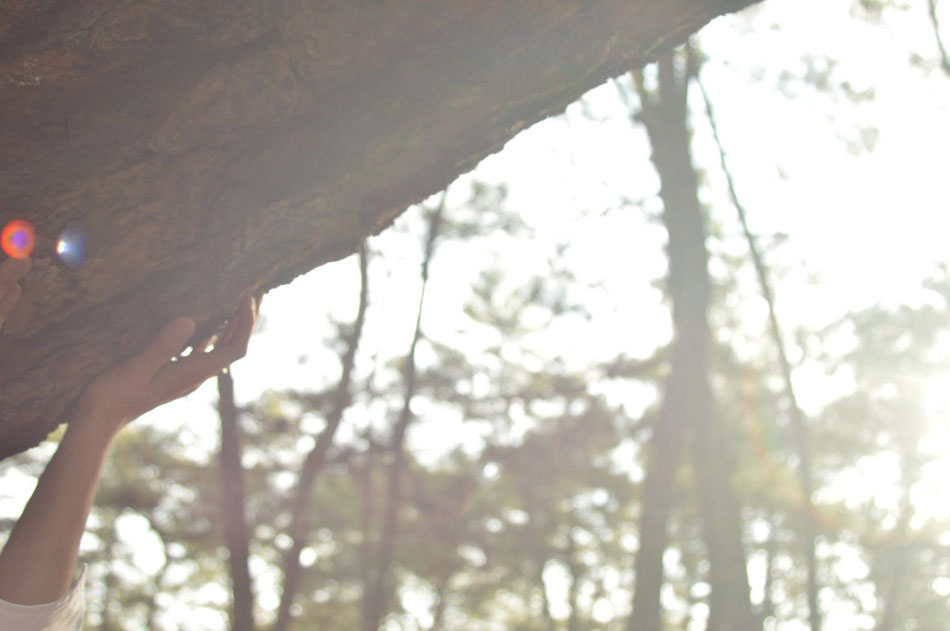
[2,0,950,628]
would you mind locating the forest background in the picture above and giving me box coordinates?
[3,0,950,629]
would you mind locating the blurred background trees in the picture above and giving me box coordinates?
[3,0,950,629]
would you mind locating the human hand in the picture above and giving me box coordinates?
[77,295,259,433]
[0,257,31,333]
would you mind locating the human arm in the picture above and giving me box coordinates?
[0,293,258,605]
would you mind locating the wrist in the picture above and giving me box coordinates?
[70,393,129,440]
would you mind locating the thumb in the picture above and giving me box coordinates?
[133,316,196,373]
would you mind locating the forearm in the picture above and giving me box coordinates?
[0,403,119,605]
[0,297,255,606]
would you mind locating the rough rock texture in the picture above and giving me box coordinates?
[0,0,760,458]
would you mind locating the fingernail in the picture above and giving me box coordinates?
[170,317,196,340]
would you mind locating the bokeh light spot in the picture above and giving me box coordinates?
[56,228,87,267]
[1,220,35,259]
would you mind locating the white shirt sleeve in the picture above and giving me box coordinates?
[0,565,86,631]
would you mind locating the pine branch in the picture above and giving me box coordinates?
[929,0,950,78]
[697,74,821,631]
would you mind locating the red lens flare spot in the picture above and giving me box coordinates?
[2,220,35,259]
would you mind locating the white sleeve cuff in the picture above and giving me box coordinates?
[0,565,86,631]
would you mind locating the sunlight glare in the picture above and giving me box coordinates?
[55,227,86,267]
[1,219,35,259]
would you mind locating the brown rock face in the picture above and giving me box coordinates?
[0,0,759,458]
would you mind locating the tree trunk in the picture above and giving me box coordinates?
[218,370,256,631]
[629,50,756,631]
[538,557,558,631]
[363,200,443,631]
[877,439,921,631]
[566,523,581,631]
[357,442,380,631]
[100,523,117,631]
[625,55,698,631]
[0,0,761,459]
[273,244,369,631]
[430,576,449,631]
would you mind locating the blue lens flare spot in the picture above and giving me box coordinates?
[56,228,86,267]
[2,220,35,259]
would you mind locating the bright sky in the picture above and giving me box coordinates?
[2,0,950,628]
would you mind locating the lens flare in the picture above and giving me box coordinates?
[2,220,35,259]
[56,228,86,267]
